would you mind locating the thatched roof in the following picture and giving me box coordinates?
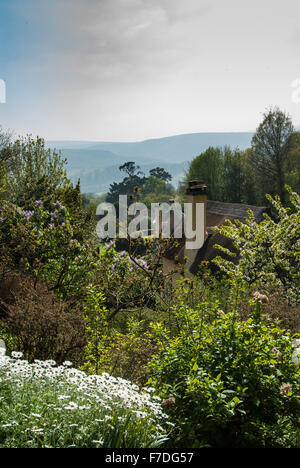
[163,200,269,274]
[206,200,268,227]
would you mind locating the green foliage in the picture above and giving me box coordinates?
[184,107,298,205]
[284,131,300,193]
[82,316,158,385]
[185,146,253,204]
[93,238,178,321]
[5,136,71,210]
[0,163,6,201]
[0,200,95,298]
[213,187,300,304]
[0,276,86,365]
[82,285,109,374]
[106,162,146,203]
[186,146,223,200]
[149,167,172,182]
[106,162,174,204]
[147,298,300,447]
[222,146,246,203]
[250,107,294,203]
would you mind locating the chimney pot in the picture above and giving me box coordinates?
[186,180,207,195]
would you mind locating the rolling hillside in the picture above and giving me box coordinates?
[47,132,254,193]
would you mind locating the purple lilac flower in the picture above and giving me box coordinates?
[54,201,66,212]
[35,200,43,208]
[105,240,115,249]
[23,210,34,220]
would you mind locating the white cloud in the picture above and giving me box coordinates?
[2,0,300,140]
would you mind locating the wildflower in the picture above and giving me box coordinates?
[31,428,44,434]
[62,361,73,367]
[280,383,293,396]
[11,351,23,359]
[64,401,78,410]
[23,210,34,220]
[92,439,104,445]
[35,200,43,208]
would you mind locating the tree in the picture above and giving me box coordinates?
[149,167,172,182]
[214,187,300,305]
[251,107,294,203]
[0,126,12,200]
[106,162,146,204]
[119,161,143,178]
[5,136,71,210]
[222,147,246,203]
[186,146,223,200]
[240,148,258,205]
[284,132,300,193]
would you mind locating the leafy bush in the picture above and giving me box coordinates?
[0,200,95,299]
[214,187,300,305]
[147,299,300,448]
[5,136,70,211]
[81,287,158,383]
[0,352,171,448]
[0,276,86,365]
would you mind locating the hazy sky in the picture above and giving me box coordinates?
[0,0,300,141]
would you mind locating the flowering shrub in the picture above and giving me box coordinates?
[94,241,163,320]
[0,351,171,448]
[147,299,300,448]
[214,187,300,305]
[0,200,95,298]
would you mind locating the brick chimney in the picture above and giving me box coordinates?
[184,180,207,276]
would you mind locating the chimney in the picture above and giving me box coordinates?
[184,180,207,276]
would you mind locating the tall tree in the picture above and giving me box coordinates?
[5,136,70,209]
[186,146,223,200]
[0,127,11,199]
[222,147,246,203]
[251,107,294,203]
[149,167,172,182]
[106,162,146,203]
[284,131,300,193]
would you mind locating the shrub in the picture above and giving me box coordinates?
[147,299,300,448]
[81,287,158,384]
[214,187,300,305]
[0,352,171,448]
[0,200,95,299]
[0,276,86,365]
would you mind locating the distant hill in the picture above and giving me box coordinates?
[47,132,254,193]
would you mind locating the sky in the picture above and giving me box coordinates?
[0,0,300,142]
